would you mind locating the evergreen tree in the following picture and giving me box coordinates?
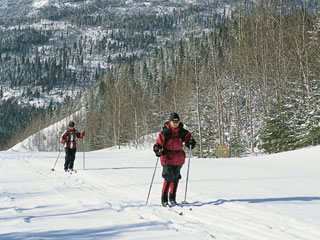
[259,101,296,153]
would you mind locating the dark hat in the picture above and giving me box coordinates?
[169,112,180,121]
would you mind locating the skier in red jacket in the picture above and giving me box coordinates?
[153,112,196,206]
[60,121,85,172]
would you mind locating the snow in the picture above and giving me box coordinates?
[1,86,81,108]
[32,0,49,9]
[10,110,84,152]
[1,144,320,239]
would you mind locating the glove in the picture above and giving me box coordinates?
[189,138,196,149]
[81,131,85,136]
[60,139,65,144]
[153,143,162,157]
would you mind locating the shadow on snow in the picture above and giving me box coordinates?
[85,166,154,171]
[187,196,320,206]
[0,221,168,240]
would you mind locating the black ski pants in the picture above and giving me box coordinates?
[162,164,182,183]
[64,148,76,170]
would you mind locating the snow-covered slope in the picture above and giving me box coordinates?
[9,111,82,152]
[1,146,320,239]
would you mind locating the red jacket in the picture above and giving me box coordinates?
[156,123,192,165]
[60,128,84,149]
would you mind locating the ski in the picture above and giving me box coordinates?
[161,202,192,216]
[171,202,193,212]
[166,204,184,216]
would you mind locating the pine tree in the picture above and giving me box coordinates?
[259,101,296,153]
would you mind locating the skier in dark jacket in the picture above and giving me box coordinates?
[60,121,85,172]
[153,112,196,206]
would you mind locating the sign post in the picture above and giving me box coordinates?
[215,145,230,158]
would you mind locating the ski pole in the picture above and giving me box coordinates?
[83,136,85,170]
[146,156,160,205]
[51,145,62,171]
[182,145,192,203]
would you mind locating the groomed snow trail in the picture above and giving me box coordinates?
[1,147,320,239]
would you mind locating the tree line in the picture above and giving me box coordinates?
[0,0,229,150]
[3,0,320,156]
[83,0,320,156]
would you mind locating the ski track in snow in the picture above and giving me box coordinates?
[1,148,320,239]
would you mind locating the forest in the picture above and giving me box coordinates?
[0,0,225,150]
[2,0,320,157]
[83,1,320,157]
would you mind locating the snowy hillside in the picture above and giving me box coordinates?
[1,145,320,239]
[1,0,242,150]
[9,111,83,152]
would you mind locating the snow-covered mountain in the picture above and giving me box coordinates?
[0,0,239,150]
[1,144,320,239]
[0,0,312,105]
[1,0,319,152]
